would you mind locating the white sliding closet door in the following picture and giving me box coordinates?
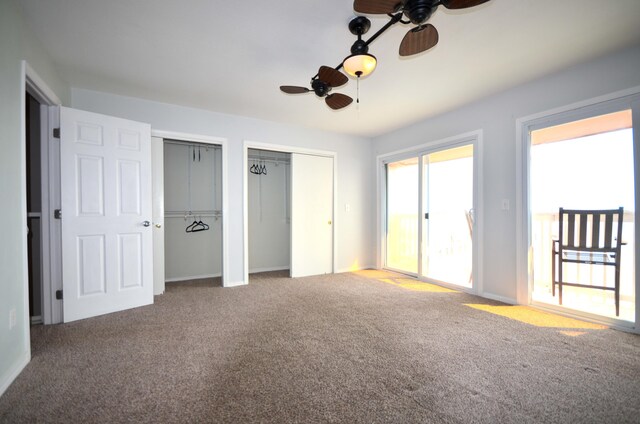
[60,106,153,322]
[290,153,333,277]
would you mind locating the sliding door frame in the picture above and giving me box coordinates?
[516,87,640,331]
[377,130,484,294]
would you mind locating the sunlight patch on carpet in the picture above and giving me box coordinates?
[465,304,606,330]
[354,270,459,292]
[378,278,458,293]
[559,330,588,337]
[355,269,401,279]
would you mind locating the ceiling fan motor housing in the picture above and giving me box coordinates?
[404,0,437,25]
[311,79,330,97]
[348,16,372,36]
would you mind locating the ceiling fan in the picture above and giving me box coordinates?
[280,66,354,110]
[354,0,491,56]
[280,0,490,110]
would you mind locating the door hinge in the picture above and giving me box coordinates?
[424,212,429,219]
[54,209,62,219]
[55,290,63,300]
[53,128,60,138]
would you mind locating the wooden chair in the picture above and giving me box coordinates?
[552,207,624,316]
[465,209,474,284]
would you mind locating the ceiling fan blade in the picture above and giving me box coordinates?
[440,0,490,10]
[280,85,310,94]
[354,0,402,14]
[318,66,348,88]
[399,24,439,57]
[325,93,353,110]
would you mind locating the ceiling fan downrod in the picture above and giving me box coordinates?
[334,13,404,75]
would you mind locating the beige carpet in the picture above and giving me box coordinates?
[1,270,639,423]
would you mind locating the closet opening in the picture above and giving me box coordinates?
[25,91,44,325]
[162,139,223,288]
[247,148,291,277]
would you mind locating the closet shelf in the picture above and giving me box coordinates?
[165,210,222,219]
[247,155,291,165]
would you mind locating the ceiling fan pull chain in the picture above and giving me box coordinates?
[356,76,360,104]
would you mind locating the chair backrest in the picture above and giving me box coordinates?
[558,207,624,254]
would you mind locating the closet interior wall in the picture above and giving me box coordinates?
[248,148,291,273]
[164,140,222,281]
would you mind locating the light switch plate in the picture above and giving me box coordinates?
[9,308,16,329]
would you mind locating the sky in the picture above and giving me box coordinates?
[530,129,634,213]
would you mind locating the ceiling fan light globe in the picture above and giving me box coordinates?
[343,53,377,78]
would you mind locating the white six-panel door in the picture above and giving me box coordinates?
[60,106,153,322]
[290,153,333,277]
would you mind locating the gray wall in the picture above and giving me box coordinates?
[0,0,68,396]
[373,44,640,302]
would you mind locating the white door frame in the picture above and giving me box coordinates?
[376,130,484,295]
[21,61,63,327]
[515,87,640,332]
[151,130,230,287]
[150,137,164,295]
[242,140,338,285]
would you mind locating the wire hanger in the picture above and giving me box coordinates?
[250,158,260,175]
[193,215,209,232]
[249,157,268,175]
[250,157,268,175]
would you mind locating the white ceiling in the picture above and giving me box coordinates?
[18,0,640,137]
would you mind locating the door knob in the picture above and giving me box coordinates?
[142,220,150,227]
[328,220,332,225]
[155,223,162,228]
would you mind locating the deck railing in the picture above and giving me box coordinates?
[531,211,635,303]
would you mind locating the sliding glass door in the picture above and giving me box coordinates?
[385,142,475,288]
[422,145,474,287]
[386,157,419,274]
[529,109,636,322]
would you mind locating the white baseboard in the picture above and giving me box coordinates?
[165,273,221,283]
[480,292,517,305]
[0,351,30,398]
[224,280,248,288]
[335,265,376,273]
[166,274,247,288]
[248,266,288,274]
